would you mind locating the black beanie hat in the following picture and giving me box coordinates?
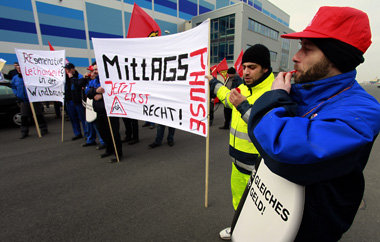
[65,63,75,69]
[227,67,236,74]
[242,44,270,69]
[309,38,364,73]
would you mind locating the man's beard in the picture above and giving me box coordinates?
[294,56,331,83]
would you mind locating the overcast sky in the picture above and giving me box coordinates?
[269,0,379,82]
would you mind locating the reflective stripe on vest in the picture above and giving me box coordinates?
[214,83,223,93]
[232,157,255,172]
[242,108,251,124]
[230,126,252,144]
[224,92,230,106]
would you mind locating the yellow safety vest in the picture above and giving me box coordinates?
[214,72,274,173]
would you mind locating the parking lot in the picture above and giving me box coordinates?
[0,85,379,241]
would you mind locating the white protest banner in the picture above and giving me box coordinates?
[15,49,65,103]
[0,58,6,72]
[232,161,305,242]
[93,20,209,137]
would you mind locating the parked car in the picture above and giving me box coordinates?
[0,84,21,126]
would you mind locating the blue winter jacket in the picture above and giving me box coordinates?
[243,70,380,241]
[85,77,101,95]
[11,74,28,102]
[86,76,106,115]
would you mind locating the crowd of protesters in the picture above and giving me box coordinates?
[4,61,217,163]
[3,6,379,240]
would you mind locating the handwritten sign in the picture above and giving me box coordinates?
[15,49,65,103]
[232,161,305,242]
[92,20,209,137]
[0,58,6,72]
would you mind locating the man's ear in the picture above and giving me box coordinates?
[263,68,269,73]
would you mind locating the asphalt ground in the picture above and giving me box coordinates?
[0,84,379,242]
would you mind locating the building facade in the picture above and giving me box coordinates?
[192,2,298,73]
[0,0,296,73]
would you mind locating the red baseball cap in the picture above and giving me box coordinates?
[281,6,372,53]
[87,65,94,71]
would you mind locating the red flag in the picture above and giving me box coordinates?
[216,58,228,81]
[210,64,217,77]
[127,3,161,38]
[47,41,69,64]
[48,41,55,51]
[234,49,244,77]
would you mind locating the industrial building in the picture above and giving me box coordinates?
[0,0,297,73]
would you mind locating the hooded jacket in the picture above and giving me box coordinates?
[244,70,380,241]
[11,74,28,102]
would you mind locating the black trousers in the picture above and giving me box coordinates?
[95,114,122,156]
[223,107,232,127]
[122,118,139,140]
[209,101,214,124]
[54,101,62,118]
[20,102,47,135]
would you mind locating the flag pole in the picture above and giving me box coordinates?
[205,18,211,208]
[61,102,65,142]
[107,116,120,162]
[30,102,42,138]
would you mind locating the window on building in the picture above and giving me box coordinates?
[254,0,262,11]
[248,18,279,41]
[280,38,290,69]
[270,51,277,62]
[210,14,235,63]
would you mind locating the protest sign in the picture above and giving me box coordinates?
[0,58,6,72]
[93,20,209,137]
[15,49,65,103]
[232,161,305,242]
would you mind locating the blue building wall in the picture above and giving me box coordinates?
[179,0,197,20]
[36,2,87,48]
[0,0,38,44]
[0,0,288,67]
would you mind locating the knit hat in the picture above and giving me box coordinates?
[64,63,75,69]
[242,44,270,69]
[309,38,364,73]
[227,67,236,74]
[281,6,371,53]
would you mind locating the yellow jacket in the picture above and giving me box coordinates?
[213,72,274,173]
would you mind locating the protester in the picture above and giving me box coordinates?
[3,62,19,80]
[208,69,215,126]
[64,63,86,140]
[229,6,380,241]
[84,65,105,150]
[86,64,122,163]
[122,118,139,145]
[207,44,275,240]
[149,124,175,148]
[209,97,214,126]
[219,67,243,129]
[11,64,48,138]
[81,65,104,148]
